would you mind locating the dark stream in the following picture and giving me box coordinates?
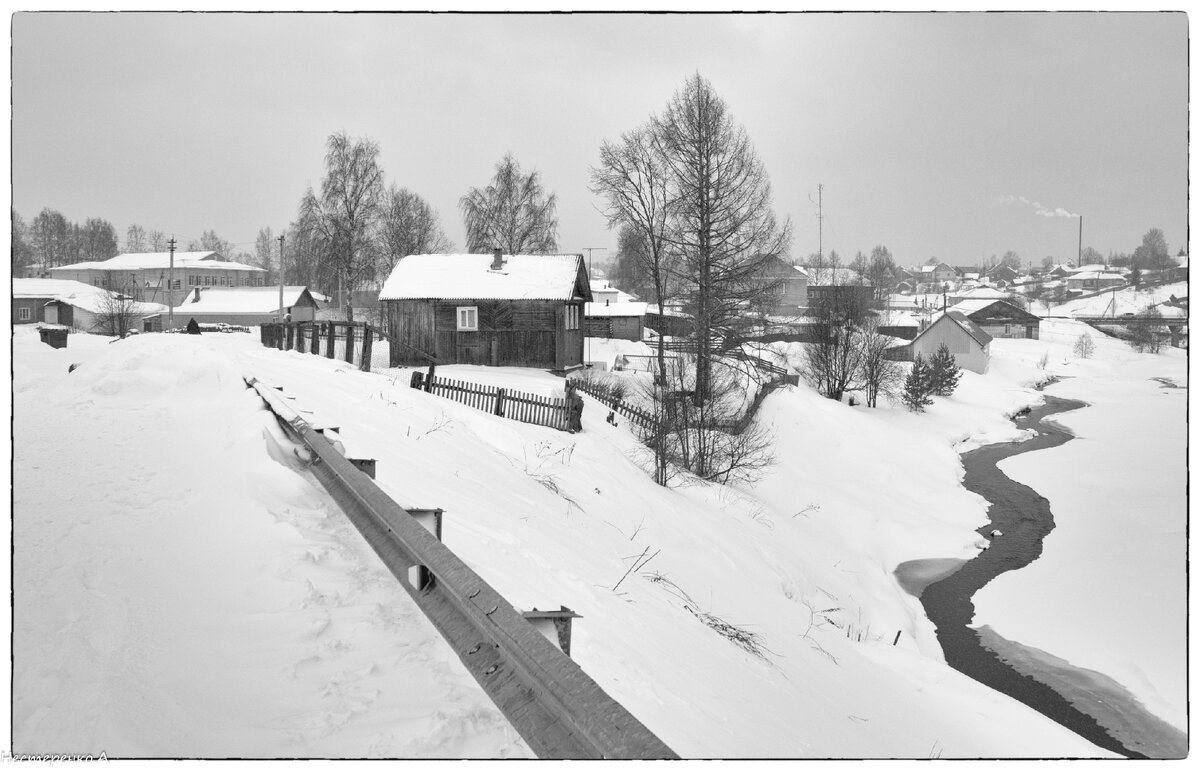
[895,395,1186,759]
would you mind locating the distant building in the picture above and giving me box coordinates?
[12,278,109,324]
[142,286,319,331]
[585,280,647,341]
[48,251,267,307]
[1066,271,1126,293]
[889,311,992,374]
[952,299,1040,340]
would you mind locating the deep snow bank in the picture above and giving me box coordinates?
[11,329,526,758]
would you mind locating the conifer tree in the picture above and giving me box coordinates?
[902,354,935,412]
[928,342,962,397]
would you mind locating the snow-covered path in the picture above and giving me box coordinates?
[12,332,527,758]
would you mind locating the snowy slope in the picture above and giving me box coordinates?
[11,321,1163,758]
[970,319,1188,732]
[11,329,527,758]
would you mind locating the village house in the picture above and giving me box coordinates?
[918,262,957,287]
[890,310,992,374]
[42,292,167,334]
[755,256,809,315]
[379,251,592,370]
[48,251,267,307]
[950,298,1041,340]
[141,286,320,331]
[1066,270,1126,293]
[984,264,1021,286]
[12,278,109,324]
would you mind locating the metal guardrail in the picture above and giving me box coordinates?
[243,376,677,760]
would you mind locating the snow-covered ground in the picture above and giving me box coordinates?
[970,318,1188,733]
[8,314,1183,758]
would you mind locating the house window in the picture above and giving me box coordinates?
[457,306,478,331]
[18,307,31,321]
[188,275,196,286]
[565,304,580,330]
[171,279,181,290]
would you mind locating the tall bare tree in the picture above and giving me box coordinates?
[79,218,120,262]
[12,209,34,273]
[379,185,453,275]
[653,73,791,407]
[147,230,167,251]
[459,153,558,254]
[591,122,677,484]
[300,131,385,320]
[30,208,71,267]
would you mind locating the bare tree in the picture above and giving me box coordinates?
[653,73,791,407]
[379,185,453,275]
[866,245,897,301]
[12,209,34,273]
[92,289,145,338]
[858,318,903,407]
[802,284,870,401]
[460,153,558,254]
[1128,305,1165,353]
[147,230,167,251]
[125,224,147,253]
[188,229,234,257]
[300,131,386,320]
[591,122,677,484]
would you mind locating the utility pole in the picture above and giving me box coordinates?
[278,233,286,322]
[167,236,176,330]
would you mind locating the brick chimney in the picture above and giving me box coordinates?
[491,248,504,270]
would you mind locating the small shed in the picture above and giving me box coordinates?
[584,300,648,341]
[953,299,1040,340]
[161,286,319,327]
[379,251,592,370]
[892,311,992,374]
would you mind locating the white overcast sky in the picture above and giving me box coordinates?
[9,7,1189,268]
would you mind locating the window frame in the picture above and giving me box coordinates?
[456,306,478,331]
[18,307,32,321]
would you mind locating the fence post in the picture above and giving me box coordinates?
[345,324,357,364]
[361,327,373,371]
[495,387,507,417]
[310,323,321,354]
[425,363,435,392]
[295,323,306,353]
[326,322,335,358]
[284,323,294,350]
[410,371,424,389]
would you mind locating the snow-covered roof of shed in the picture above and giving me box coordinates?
[13,278,108,299]
[1069,271,1126,281]
[928,310,993,347]
[48,251,265,272]
[177,287,312,314]
[585,301,648,317]
[47,294,167,315]
[379,253,589,301]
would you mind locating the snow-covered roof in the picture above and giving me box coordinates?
[379,253,589,301]
[48,293,167,316]
[176,287,313,314]
[1070,263,1110,274]
[584,301,648,317]
[878,311,921,327]
[48,251,265,273]
[1068,271,1125,281]
[886,294,920,310]
[13,278,108,299]
[917,310,993,348]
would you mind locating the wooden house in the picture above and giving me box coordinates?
[890,311,992,374]
[380,251,593,370]
[12,278,106,324]
[142,286,319,330]
[952,299,1040,340]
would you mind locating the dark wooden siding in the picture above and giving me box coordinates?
[387,299,437,365]
[388,298,575,368]
[13,298,45,324]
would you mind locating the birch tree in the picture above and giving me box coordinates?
[459,153,558,254]
[379,185,453,275]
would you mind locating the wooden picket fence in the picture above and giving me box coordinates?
[410,371,571,432]
[571,379,659,433]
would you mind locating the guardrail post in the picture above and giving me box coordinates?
[522,607,582,657]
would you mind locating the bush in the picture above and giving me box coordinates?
[927,343,962,397]
[901,354,935,412]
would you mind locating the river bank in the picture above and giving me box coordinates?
[896,389,1186,758]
